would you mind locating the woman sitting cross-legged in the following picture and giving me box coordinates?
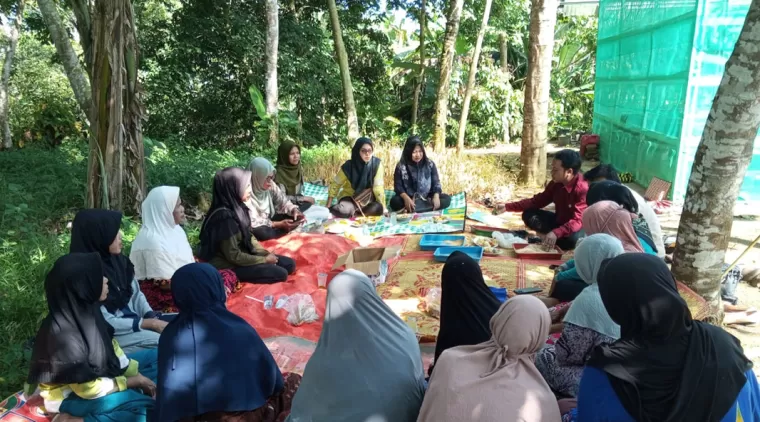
[70,209,166,353]
[429,251,501,376]
[543,200,652,308]
[246,157,305,241]
[575,254,760,422]
[417,295,562,422]
[274,140,332,222]
[28,253,158,422]
[286,270,425,422]
[535,234,623,398]
[326,137,386,218]
[129,186,195,313]
[156,263,301,422]
[390,135,451,213]
[199,167,295,284]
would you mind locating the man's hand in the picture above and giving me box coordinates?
[265,254,279,264]
[543,231,558,250]
[432,194,441,211]
[493,204,506,215]
[142,318,167,334]
[403,195,415,213]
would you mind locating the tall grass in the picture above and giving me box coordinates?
[0,139,517,397]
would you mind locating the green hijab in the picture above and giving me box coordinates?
[274,141,303,196]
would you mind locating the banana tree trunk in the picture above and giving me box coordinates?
[519,0,558,185]
[499,33,511,144]
[38,0,92,119]
[86,0,146,213]
[455,0,493,153]
[0,0,25,150]
[327,0,360,142]
[672,0,760,323]
[410,0,426,132]
[431,0,464,152]
[265,0,279,144]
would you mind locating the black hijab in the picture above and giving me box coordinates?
[587,180,639,214]
[70,209,134,314]
[588,254,751,422]
[199,167,255,261]
[28,253,123,385]
[341,137,380,192]
[433,251,501,373]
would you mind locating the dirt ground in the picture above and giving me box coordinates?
[477,143,760,364]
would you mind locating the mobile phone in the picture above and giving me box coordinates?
[514,287,543,295]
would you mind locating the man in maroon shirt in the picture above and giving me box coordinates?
[496,149,588,250]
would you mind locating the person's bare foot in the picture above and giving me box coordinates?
[724,302,750,313]
[725,311,760,326]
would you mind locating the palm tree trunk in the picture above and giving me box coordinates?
[499,33,511,144]
[455,0,493,153]
[265,0,279,144]
[519,0,558,185]
[410,0,426,132]
[431,0,464,152]
[0,0,25,150]
[326,0,360,142]
[86,0,146,213]
[38,0,92,119]
[68,0,93,70]
[671,0,760,323]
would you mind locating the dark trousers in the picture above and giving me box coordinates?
[233,255,296,284]
[389,193,452,212]
[252,213,294,241]
[329,198,384,218]
[522,209,582,250]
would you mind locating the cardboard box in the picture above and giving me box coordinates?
[332,246,401,286]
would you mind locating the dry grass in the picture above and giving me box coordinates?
[302,142,519,202]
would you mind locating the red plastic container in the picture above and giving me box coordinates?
[513,243,563,260]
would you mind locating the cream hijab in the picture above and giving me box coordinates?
[417,295,561,422]
[130,186,194,280]
[246,157,275,217]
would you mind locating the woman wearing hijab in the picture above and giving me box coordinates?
[535,234,623,398]
[286,270,426,422]
[199,167,296,284]
[576,254,758,422]
[275,141,332,221]
[430,251,501,376]
[586,180,658,253]
[246,157,304,241]
[326,137,386,218]
[130,186,194,312]
[545,200,653,307]
[390,135,450,213]
[156,263,301,422]
[70,209,166,353]
[28,253,157,421]
[418,295,561,422]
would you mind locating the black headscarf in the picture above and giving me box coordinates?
[587,180,639,214]
[588,254,751,422]
[399,135,434,197]
[28,253,123,385]
[402,136,428,167]
[432,251,501,374]
[341,137,380,192]
[70,209,134,314]
[199,167,255,262]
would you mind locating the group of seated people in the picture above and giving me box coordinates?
[25,142,760,421]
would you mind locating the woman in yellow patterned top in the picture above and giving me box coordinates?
[27,253,157,422]
[326,137,385,218]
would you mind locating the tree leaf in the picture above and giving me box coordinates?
[248,85,268,120]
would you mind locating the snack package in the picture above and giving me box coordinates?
[286,293,319,326]
[422,288,441,318]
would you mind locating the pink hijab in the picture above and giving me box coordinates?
[417,295,561,422]
[582,200,644,253]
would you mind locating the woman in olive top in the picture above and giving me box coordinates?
[198,167,295,284]
[326,137,386,218]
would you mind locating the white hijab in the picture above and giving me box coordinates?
[130,186,194,280]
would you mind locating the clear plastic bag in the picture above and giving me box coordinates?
[422,288,441,318]
[286,293,319,326]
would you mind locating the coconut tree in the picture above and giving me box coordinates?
[430,0,463,152]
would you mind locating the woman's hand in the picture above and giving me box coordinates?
[127,373,156,397]
[432,194,441,211]
[402,194,415,213]
[265,254,279,264]
[303,196,315,204]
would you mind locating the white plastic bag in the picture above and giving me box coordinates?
[286,293,319,326]
[422,288,442,318]
[492,231,524,248]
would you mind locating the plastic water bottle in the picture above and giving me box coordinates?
[390,212,397,225]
